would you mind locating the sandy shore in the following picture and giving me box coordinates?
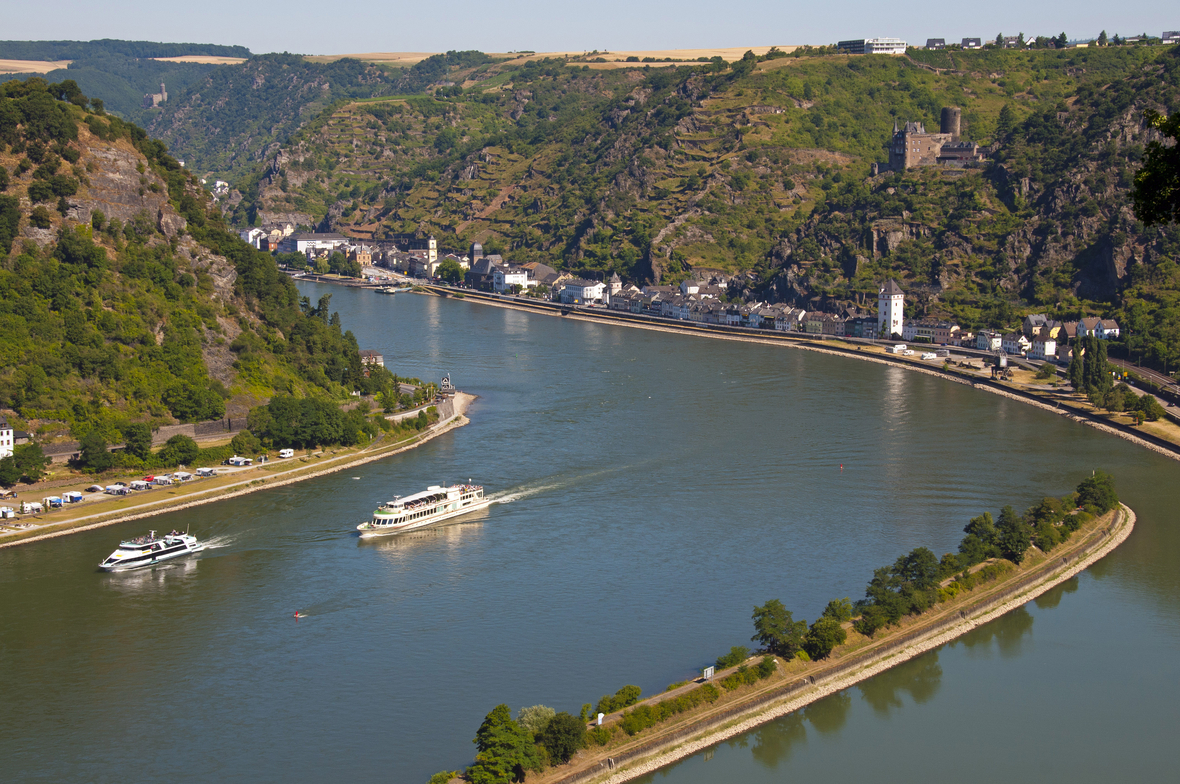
[0,393,474,549]
[572,504,1136,784]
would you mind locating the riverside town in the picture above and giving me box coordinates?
[1,19,1179,784]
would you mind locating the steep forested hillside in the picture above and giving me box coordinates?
[239,45,1180,370]
[0,40,251,124]
[145,51,499,182]
[0,77,374,446]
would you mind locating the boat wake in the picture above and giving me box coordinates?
[490,481,566,505]
[201,535,235,550]
[490,463,647,505]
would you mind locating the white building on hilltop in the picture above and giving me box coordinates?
[878,280,905,339]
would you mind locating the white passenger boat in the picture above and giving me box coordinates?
[357,484,490,537]
[99,530,204,571]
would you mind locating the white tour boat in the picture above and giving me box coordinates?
[99,530,204,571]
[357,483,490,537]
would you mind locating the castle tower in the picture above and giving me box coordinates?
[878,280,904,339]
[940,107,961,142]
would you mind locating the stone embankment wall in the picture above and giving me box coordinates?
[549,508,1133,784]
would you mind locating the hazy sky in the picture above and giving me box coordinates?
[5,0,1176,56]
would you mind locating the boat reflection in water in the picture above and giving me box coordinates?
[101,556,200,595]
[358,507,489,557]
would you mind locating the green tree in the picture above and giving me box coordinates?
[1132,112,1180,226]
[1098,30,1108,46]
[78,430,112,472]
[1137,394,1166,421]
[715,645,749,669]
[437,258,464,283]
[751,599,807,658]
[1068,344,1083,390]
[122,423,153,461]
[158,434,199,466]
[820,597,853,623]
[515,705,555,736]
[230,429,262,455]
[538,712,586,765]
[12,443,48,483]
[1076,470,1118,512]
[996,505,1032,563]
[0,456,21,487]
[802,617,847,661]
[469,704,542,784]
[995,103,1014,143]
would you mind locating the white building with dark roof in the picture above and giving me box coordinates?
[878,280,905,339]
[560,279,606,305]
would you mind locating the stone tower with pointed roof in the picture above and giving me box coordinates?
[878,280,904,339]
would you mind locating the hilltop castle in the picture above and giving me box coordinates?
[143,82,168,109]
[872,107,985,174]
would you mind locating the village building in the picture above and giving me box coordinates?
[0,418,13,459]
[277,232,349,255]
[836,38,908,54]
[878,280,905,339]
[559,279,606,305]
[961,38,982,49]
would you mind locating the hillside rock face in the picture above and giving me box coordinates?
[68,141,185,237]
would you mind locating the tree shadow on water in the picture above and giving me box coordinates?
[858,652,943,716]
[803,689,852,736]
[750,711,807,770]
[954,605,1035,659]
[1033,575,1079,611]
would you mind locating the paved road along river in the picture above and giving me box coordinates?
[2,283,1177,784]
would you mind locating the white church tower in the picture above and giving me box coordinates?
[427,235,437,264]
[878,280,904,339]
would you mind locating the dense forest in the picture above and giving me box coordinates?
[229,45,1180,374]
[0,40,252,125]
[0,77,374,452]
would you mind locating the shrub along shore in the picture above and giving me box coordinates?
[432,472,1128,784]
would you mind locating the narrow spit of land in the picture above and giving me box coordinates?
[0,394,474,548]
[523,504,1134,784]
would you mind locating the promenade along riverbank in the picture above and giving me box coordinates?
[0,393,474,548]
[535,504,1136,784]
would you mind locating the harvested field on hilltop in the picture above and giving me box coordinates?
[303,46,799,69]
[151,56,248,65]
[0,58,71,73]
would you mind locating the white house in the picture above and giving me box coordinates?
[493,266,530,293]
[0,418,12,459]
[240,228,266,249]
[976,330,1003,351]
[276,233,350,255]
[878,280,904,339]
[1001,332,1032,356]
[1076,317,1121,340]
[560,279,606,305]
[1030,336,1057,360]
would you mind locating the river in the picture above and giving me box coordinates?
[2,283,1177,783]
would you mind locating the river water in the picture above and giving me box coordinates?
[2,284,1177,784]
